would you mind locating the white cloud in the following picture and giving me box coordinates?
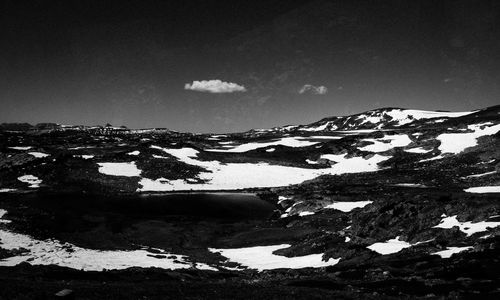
[299,84,328,95]
[184,80,246,93]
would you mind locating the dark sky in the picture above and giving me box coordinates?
[1,0,499,133]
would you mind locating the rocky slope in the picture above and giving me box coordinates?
[1,105,499,299]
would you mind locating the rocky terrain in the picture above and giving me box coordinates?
[1,105,500,299]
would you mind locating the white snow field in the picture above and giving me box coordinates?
[464,171,496,178]
[206,137,319,153]
[392,183,427,188]
[277,196,291,204]
[358,134,412,152]
[0,210,216,271]
[0,209,11,224]
[73,154,95,159]
[8,146,32,150]
[97,162,142,177]
[325,201,373,212]
[432,246,473,258]
[17,175,42,188]
[464,186,500,193]
[433,215,500,236]
[209,244,339,271]
[138,146,390,191]
[299,121,337,131]
[296,109,475,132]
[381,109,475,126]
[437,123,500,154]
[300,135,343,140]
[28,152,50,158]
[367,237,412,255]
[404,147,432,154]
[0,230,216,271]
[299,211,315,217]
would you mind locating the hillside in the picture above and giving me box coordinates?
[0,105,499,299]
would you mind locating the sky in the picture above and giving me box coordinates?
[1,0,499,133]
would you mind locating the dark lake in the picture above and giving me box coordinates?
[28,192,276,220]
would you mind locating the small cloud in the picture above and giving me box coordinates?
[299,84,328,95]
[184,80,246,93]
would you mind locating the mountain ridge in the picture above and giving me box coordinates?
[2,104,499,135]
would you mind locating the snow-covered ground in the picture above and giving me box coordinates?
[206,137,319,153]
[432,246,473,258]
[404,147,432,154]
[464,186,500,193]
[325,201,372,212]
[381,109,475,126]
[433,215,500,236]
[464,171,497,178]
[299,121,337,131]
[28,152,49,158]
[392,183,427,188]
[0,209,11,224]
[17,175,42,188]
[0,230,215,271]
[437,123,500,154]
[209,244,339,271]
[367,237,433,255]
[299,211,315,217]
[299,135,343,140]
[0,209,216,271]
[138,146,390,191]
[8,146,32,150]
[358,134,412,152]
[73,154,95,159]
[367,237,412,255]
[97,162,141,177]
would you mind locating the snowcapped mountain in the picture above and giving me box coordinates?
[254,107,487,134]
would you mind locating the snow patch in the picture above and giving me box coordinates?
[325,201,372,212]
[404,147,432,154]
[384,109,475,126]
[277,196,291,205]
[209,244,338,271]
[437,123,500,154]
[0,209,11,224]
[28,152,49,158]
[0,228,215,271]
[301,135,343,140]
[359,134,412,152]
[393,183,427,188]
[138,146,390,191]
[367,237,412,255]
[206,137,319,153]
[464,186,500,193]
[97,162,141,177]
[17,175,42,188]
[433,215,500,236]
[299,211,315,217]
[432,246,473,258]
[464,171,496,178]
[8,146,32,150]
